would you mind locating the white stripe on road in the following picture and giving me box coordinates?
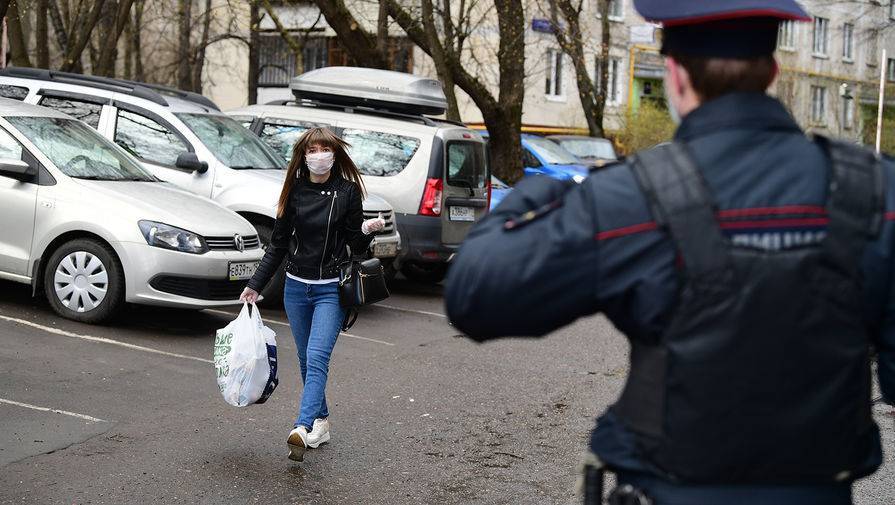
[0,397,108,423]
[375,304,447,319]
[0,314,212,364]
[204,309,395,346]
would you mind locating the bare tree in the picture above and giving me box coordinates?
[310,0,390,69]
[96,0,137,76]
[259,0,323,77]
[547,0,610,137]
[7,0,32,67]
[60,0,108,72]
[177,0,193,89]
[192,0,214,90]
[131,0,145,81]
[385,0,527,182]
[36,0,50,68]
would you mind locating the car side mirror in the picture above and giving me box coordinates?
[523,167,545,177]
[175,152,208,174]
[0,157,36,182]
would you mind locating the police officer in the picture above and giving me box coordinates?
[445,1,895,503]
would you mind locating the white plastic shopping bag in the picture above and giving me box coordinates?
[213,302,278,407]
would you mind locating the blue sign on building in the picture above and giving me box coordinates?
[531,18,555,33]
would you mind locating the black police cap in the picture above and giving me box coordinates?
[633,0,811,58]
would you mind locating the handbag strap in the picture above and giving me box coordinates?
[341,307,359,331]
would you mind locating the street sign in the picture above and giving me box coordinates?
[630,25,656,44]
[532,18,555,33]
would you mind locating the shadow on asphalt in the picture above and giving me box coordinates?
[0,275,444,339]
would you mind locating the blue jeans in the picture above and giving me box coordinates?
[283,278,345,429]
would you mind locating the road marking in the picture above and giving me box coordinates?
[0,314,212,364]
[0,397,107,423]
[375,304,447,319]
[204,309,395,346]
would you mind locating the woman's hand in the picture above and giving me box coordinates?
[239,287,259,304]
[362,217,386,235]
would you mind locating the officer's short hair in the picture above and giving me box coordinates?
[668,52,776,102]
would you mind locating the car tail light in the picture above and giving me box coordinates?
[486,179,492,211]
[419,178,443,216]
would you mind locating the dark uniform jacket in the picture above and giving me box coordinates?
[247,176,372,292]
[445,93,894,479]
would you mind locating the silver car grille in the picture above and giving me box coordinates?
[363,210,396,234]
[206,235,261,251]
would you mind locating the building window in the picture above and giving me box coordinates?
[778,20,796,50]
[595,57,621,104]
[890,0,895,19]
[811,85,827,124]
[842,23,854,61]
[888,58,895,81]
[813,17,829,56]
[608,0,623,20]
[842,96,854,129]
[545,49,564,98]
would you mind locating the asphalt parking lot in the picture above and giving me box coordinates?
[0,278,893,504]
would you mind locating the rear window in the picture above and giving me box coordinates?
[447,141,487,189]
[0,85,28,101]
[39,97,103,129]
[341,128,420,177]
[260,119,328,161]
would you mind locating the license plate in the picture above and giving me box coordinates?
[373,241,398,258]
[449,206,475,222]
[228,261,259,281]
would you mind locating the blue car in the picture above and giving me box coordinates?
[490,176,511,210]
[519,134,591,182]
[481,132,591,210]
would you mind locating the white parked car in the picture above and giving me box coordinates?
[0,68,400,298]
[0,98,264,323]
[229,67,490,283]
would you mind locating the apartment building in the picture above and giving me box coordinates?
[202,1,895,142]
[772,1,895,142]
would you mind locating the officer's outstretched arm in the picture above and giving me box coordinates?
[445,176,601,341]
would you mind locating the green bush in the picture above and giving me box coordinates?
[615,101,677,155]
[861,104,895,156]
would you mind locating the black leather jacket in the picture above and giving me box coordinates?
[247,176,373,292]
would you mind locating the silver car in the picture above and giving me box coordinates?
[0,99,264,324]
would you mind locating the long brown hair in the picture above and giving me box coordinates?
[276,127,367,217]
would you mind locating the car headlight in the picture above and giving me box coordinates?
[572,174,586,184]
[138,220,208,254]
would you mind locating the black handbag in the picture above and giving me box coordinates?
[339,257,390,308]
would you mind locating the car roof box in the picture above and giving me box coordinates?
[290,67,447,116]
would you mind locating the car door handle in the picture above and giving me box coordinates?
[445,197,488,208]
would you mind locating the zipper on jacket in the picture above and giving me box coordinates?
[319,191,336,278]
[292,230,299,256]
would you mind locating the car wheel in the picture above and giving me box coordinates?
[43,239,124,324]
[400,261,447,284]
[252,222,285,307]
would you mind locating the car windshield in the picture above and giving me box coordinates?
[176,113,285,170]
[525,136,580,165]
[558,138,617,160]
[7,116,158,181]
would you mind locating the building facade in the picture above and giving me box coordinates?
[203,1,895,143]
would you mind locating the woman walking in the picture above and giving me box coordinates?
[240,127,384,462]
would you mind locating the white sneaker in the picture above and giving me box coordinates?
[287,426,309,461]
[307,418,331,448]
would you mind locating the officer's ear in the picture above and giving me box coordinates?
[665,57,699,116]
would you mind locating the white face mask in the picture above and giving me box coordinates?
[305,152,334,175]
